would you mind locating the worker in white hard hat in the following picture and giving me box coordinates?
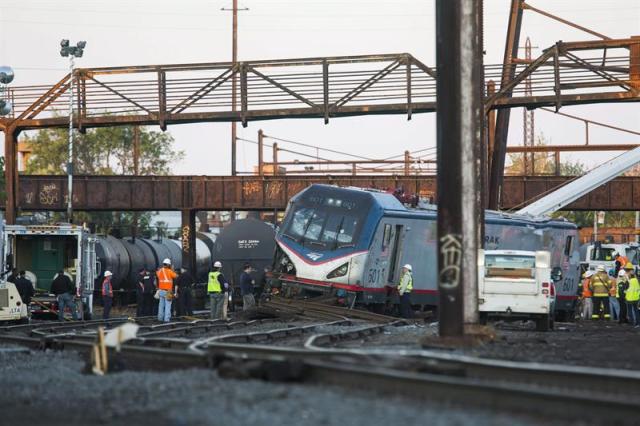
[156,258,177,322]
[397,264,414,319]
[101,271,114,320]
[208,261,229,320]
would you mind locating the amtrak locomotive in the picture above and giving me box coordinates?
[273,184,581,319]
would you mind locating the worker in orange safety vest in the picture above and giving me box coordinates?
[581,270,594,320]
[156,258,177,322]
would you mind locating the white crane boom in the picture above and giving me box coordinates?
[517,146,640,217]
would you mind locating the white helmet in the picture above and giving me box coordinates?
[403,264,412,271]
[585,270,594,278]
[214,261,222,268]
[596,265,606,272]
[162,258,171,266]
[104,270,113,277]
[613,251,620,257]
[618,269,626,277]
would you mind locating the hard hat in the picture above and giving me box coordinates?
[162,258,171,265]
[612,251,619,257]
[585,270,594,278]
[104,270,113,277]
[214,261,222,268]
[403,264,412,271]
[596,265,605,272]
[624,262,634,270]
[618,270,626,277]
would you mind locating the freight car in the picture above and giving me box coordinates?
[94,219,276,300]
[273,184,581,320]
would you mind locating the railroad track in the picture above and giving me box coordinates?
[264,297,401,324]
[3,317,640,424]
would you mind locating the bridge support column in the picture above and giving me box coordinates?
[631,35,640,89]
[435,0,483,336]
[488,0,524,210]
[3,126,19,224]
[181,209,197,276]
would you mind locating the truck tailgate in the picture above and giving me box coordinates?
[483,277,538,295]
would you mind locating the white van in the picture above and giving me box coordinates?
[478,250,557,331]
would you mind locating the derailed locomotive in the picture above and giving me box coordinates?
[273,185,581,319]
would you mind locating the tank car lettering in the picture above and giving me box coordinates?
[238,239,260,249]
[484,235,500,247]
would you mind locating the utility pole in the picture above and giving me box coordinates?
[132,126,140,238]
[222,1,248,176]
[435,0,483,336]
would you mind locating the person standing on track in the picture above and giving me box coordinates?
[608,270,620,321]
[14,271,34,307]
[138,267,155,317]
[156,259,177,322]
[51,270,78,321]
[590,265,611,320]
[624,266,640,328]
[208,261,229,319]
[397,264,413,319]
[101,271,114,320]
[175,267,195,316]
[617,267,629,323]
[581,270,594,320]
[239,264,256,311]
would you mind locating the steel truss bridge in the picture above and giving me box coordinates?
[0,39,637,132]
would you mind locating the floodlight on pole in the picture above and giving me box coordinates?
[59,39,87,223]
[0,65,14,116]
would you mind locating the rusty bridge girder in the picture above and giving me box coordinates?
[11,174,640,212]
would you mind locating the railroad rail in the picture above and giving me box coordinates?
[2,317,640,424]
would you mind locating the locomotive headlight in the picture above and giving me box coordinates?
[327,263,349,279]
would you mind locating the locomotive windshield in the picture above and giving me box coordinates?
[281,189,372,251]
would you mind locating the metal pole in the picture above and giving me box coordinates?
[67,56,75,223]
[231,0,238,176]
[258,129,264,176]
[593,211,598,242]
[436,0,482,336]
[272,142,279,176]
[3,126,18,224]
[635,211,639,244]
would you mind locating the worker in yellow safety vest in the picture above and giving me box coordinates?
[208,261,229,320]
[397,264,413,319]
[624,265,640,327]
[590,265,611,320]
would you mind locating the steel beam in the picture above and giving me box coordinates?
[181,209,197,278]
[8,174,640,212]
[488,0,523,210]
[2,126,19,224]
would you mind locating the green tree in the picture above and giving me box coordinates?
[25,126,183,175]
[23,126,184,234]
[506,133,585,176]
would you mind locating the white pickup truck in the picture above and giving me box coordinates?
[478,250,556,331]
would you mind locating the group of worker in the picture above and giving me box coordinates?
[581,252,640,327]
[97,258,196,322]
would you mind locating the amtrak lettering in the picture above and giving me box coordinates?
[484,235,500,248]
[439,234,462,290]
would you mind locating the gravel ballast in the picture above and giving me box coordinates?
[1,345,559,426]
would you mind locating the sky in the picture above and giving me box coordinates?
[0,0,639,176]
